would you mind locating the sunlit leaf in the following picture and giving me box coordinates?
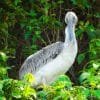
[0,52,7,62]
[0,96,6,100]
[93,63,100,70]
[79,72,90,83]
[23,73,35,84]
[23,86,36,98]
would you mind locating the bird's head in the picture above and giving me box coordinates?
[65,11,78,26]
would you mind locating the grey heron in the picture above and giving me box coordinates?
[19,11,78,86]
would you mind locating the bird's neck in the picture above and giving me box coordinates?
[64,24,76,45]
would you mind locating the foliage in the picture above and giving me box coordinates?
[0,0,100,100]
[0,53,36,100]
[0,0,63,58]
[0,53,100,99]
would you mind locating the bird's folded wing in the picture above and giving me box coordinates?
[19,42,64,78]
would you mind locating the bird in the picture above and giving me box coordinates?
[19,11,78,86]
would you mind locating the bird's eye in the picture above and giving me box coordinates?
[73,17,75,20]
[73,17,76,23]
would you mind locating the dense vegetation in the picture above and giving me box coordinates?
[0,0,100,100]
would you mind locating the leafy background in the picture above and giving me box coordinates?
[0,0,100,100]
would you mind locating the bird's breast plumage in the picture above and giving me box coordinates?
[34,42,78,85]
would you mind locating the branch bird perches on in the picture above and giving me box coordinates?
[19,11,78,86]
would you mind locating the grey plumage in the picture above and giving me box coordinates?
[19,42,63,79]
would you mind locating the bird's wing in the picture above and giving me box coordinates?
[19,42,64,78]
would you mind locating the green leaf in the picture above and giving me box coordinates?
[0,81,4,91]
[23,73,35,84]
[96,40,100,47]
[92,90,100,99]
[22,86,36,98]
[93,63,100,70]
[0,52,7,62]
[12,89,22,99]
[0,67,7,78]
[37,91,47,99]
[51,75,72,89]
[79,72,90,83]
[0,96,6,100]
[77,53,85,64]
